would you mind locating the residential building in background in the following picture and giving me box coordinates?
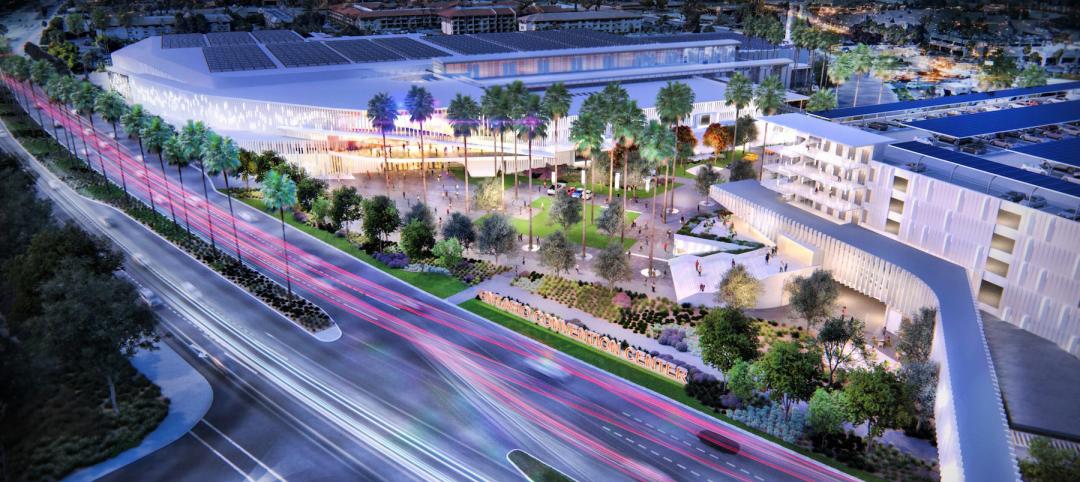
[440,6,517,35]
[102,13,231,41]
[518,10,643,34]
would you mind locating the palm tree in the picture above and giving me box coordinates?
[95,91,129,196]
[53,75,81,164]
[578,92,607,226]
[847,44,874,107]
[806,88,838,112]
[163,134,193,236]
[609,98,645,243]
[754,74,785,180]
[404,85,434,206]
[827,53,855,96]
[1017,64,1048,87]
[141,117,178,225]
[29,59,54,127]
[655,80,694,223]
[44,76,71,153]
[570,109,604,259]
[600,84,629,199]
[366,92,397,194]
[261,170,298,296]
[724,72,753,165]
[203,134,244,263]
[519,93,548,251]
[446,94,480,213]
[817,32,841,88]
[541,82,570,181]
[121,104,153,211]
[871,54,899,105]
[481,85,508,201]
[73,81,108,185]
[181,120,215,249]
[639,120,674,282]
[506,81,528,200]
[4,56,30,113]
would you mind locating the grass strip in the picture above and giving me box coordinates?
[507,449,575,482]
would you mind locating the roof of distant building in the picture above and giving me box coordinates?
[519,10,641,22]
[760,113,894,147]
[438,7,516,18]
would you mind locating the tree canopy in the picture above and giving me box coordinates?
[715,263,760,310]
[594,243,632,287]
[538,231,575,275]
[786,269,839,329]
[477,213,516,263]
[697,307,760,371]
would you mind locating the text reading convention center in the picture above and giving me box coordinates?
[107,29,796,178]
[104,28,1080,482]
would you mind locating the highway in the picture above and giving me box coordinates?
[6,78,857,482]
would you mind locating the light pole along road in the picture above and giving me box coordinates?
[8,78,858,482]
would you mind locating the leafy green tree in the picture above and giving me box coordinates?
[716,263,760,310]
[726,359,759,401]
[538,230,575,275]
[330,186,362,236]
[703,122,731,161]
[979,51,1019,91]
[33,266,158,415]
[655,81,694,222]
[367,92,397,193]
[442,212,476,249]
[295,175,327,212]
[694,165,721,203]
[842,365,911,448]
[432,238,464,268]
[806,88,838,112]
[728,157,756,181]
[404,85,434,204]
[399,220,435,259]
[897,307,936,363]
[1016,64,1047,88]
[0,155,51,266]
[549,189,582,234]
[594,243,631,288]
[724,72,753,164]
[818,316,867,385]
[403,202,434,230]
[261,170,299,295]
[447,94,481,212]
[473,177,503,211]
[1020,436,1080,481]
[203,134,244,262]
[361,195,400,246]
[596,198,623,239]
[65,13,85,36]
[901,360,938,433]
[90,7,109,32]
[786,269,839,329]
[477,213,515,264]
[697,307,760,371]
[308,196,333,230]
[807,388,846,436]
[757,341,822,418]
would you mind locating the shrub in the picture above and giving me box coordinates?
[374,251,410,269]
[726,402,807,444]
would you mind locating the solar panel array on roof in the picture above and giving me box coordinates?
[202,45,277,72]
[370,38,449,59]
[905,100,1080,138]
[892,141,1080,198]
[1010,138,1080,168]
[251,29,304,44]
[553,29,629,47]
[323,39,404,62]
[472,32,569,51]
[518,31,579,48]
[266,42,349,67]
[206,31,256,46]
[815,81,1080,120]
[423,34,514,55]
[162,33,207,49]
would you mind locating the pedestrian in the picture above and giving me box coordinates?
[765,253,770,264]
[575,264,581,274]
[699,283,705,292]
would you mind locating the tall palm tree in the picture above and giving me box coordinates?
[724,72,753,165]
[44,76,71,153]
[806,88,838,112]
[4,56,30,114]
[541,82,570,182]
[404,85,434,206]
[754,74,785,180]
[141,117,178,225]
[447,94,480,213]
[95,91,129,196]
[872,54,899,105]
[54,75,82,164]
[639,120,674,282]
[847,44,874,107]
[163,134,192,236]
[204,134,244,263]
[600,83,628,198]
[655,80,694,223]
[29,59,54,128]
[481,85,508,201]
[73,81,108,185]
[366,92,397,194]
[121,104,153,211]
[261,169,298,296]
[827,53,855,99]
[817,32,841,88]
[578,92,607,226]
[609,98,645,243]
[570,109,604,259]
[519,93,548,251]
[505,81,528,200]
[181,120,214,249]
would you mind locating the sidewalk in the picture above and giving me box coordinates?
[64,340,212,482]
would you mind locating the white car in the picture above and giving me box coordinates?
[546,182,566,195]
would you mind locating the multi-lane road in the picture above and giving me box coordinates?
[7,78,856,482]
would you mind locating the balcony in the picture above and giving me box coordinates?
[763,161,866,193]
[773,142,867,171]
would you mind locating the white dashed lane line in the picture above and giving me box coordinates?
[676,464,687,470]
[637,444,647,450]
[726,462,736,468]
[740,469,751,475]
[650,450,660,456]
[754,476,765,481]
[663,457,673,463]
[691,470,701,477]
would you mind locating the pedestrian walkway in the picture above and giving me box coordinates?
[64,342,213,482]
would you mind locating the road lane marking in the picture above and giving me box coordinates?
[676,464,687,470]
[740,469,751,475]
[663,457,673,463]
[691,470,701,477]
[650,450,660,456]
[696,448,705,453]
[189,431,256,482]
[726,462,736,468]
[755,477,765,481]
[201,420,288,481]
[637,444,647,450]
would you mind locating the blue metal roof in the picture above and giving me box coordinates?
[1010,138,1080,168]
[814,81,1080,120]
[904,100,1080,138]
[892,141,1080,198]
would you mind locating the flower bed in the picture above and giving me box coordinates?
[728,402,808,444]
[449,258,510,285]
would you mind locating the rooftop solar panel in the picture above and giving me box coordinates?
[1009,138,1080,168]
[472,32,568,51]
[265,42,349,68]
[322,39,404,63]
[892,141,1080,198]
[202,45,277,72]
[206,31,256,46]
[518,31,579,49]
[370,37,450,59]
[162,33,207,49]
[251,29,304,44]
[905,100,1080,138]
[815,81,1080,120]
[423,35,514,55]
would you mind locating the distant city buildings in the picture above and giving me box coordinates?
[100,13,231,41]
[518,10,643,34]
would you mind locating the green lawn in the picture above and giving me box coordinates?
[507,450,574,482]
[559,173,680,200]
[483,196,639,250]
[460,300,884,482]
[673,150,745,179]
[239,198,468,298]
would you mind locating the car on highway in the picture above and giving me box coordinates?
[697,430,740,454]
[138,287,162,308]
